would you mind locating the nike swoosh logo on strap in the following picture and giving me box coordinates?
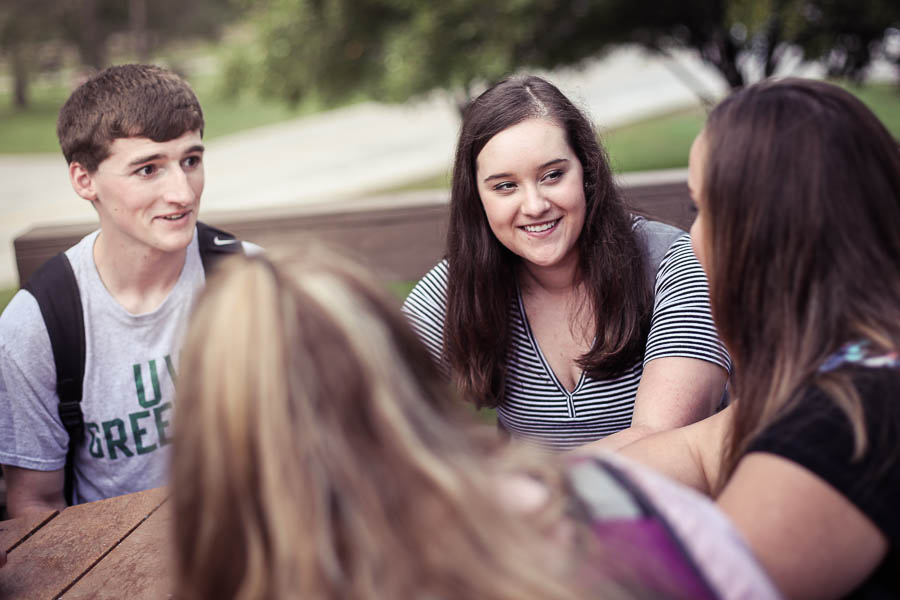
[213,236,239,246]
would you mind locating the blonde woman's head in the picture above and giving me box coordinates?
[172,247,637,600]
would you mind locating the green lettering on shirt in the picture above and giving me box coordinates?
[165,354,177,382]
[154,402,173,447]
[134,360,163,408]
[129,411,157,455]
[102,419,134,459]
[86,422,104,458]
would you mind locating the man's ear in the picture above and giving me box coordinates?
[69,162,98,202]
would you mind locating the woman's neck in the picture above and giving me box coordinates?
[517,254,581,297]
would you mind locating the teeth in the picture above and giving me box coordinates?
[523,219,559,233]
[162,214,185,220]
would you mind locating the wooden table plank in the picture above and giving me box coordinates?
[0,487,167,599]
[62,502,173,599]
[0,510,58,552]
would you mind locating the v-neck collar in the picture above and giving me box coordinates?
[515,284,586,396]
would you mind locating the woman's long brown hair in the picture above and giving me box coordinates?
[445,75,652,407]
[699,78,900,489]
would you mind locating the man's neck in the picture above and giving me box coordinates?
[93,230,189,315]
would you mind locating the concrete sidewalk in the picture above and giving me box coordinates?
[0,46,729,288]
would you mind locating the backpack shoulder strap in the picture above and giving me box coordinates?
[632,216,685,288]
[196,221,244,273]
[22,252,85,505]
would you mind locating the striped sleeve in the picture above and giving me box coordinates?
[643,234,731,371]
[401,260,451,374]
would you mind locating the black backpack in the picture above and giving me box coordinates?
[21,222,243,505]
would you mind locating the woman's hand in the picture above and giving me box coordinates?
[611,405,732,496]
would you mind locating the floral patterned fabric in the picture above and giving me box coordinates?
[819,340,900,372]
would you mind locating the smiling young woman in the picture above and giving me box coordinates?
[402,75,730,451]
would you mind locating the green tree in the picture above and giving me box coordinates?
[58,0,239,70]
[235,0,899,109]
[0,0,64,109]
[570,0,900,88]
[793,0,900,81]
[0,0,240,110]
[226,0,541,110]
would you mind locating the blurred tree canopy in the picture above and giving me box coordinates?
[229,0,900,109]
[0,0,239,109]
[0,0,65,108]
[59,0,239,68]
[224,0,543,110]
[586,0,900,88]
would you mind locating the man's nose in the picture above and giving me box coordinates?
[162,166,194,205]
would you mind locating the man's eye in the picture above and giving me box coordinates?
[135,165,156,176]
[183,155,202,168]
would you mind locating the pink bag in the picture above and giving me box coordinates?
[567,453,781,600]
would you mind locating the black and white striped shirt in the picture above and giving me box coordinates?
[402,232,730,451]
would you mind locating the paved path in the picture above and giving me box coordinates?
[0,46,731,288]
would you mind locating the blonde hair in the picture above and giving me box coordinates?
[172,247,639,600]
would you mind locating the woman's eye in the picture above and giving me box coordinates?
[542,169,563,182]
[493,181,516,192]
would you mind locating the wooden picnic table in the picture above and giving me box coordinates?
[0,487,172,599]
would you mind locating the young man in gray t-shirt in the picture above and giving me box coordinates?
[0,65,222,517]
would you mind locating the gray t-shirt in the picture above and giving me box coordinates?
[0,229,205,503]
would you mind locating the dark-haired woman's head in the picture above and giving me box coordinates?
[690,77,900,367]
[449,75,621,274]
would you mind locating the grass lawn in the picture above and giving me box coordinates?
[384,280,418,301]
[0,86,71,153]
[850,82,900,135]
[602,80,900,173]
[0,287,16,312]
[601,106,707,173]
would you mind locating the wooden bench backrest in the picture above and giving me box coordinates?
[14,171,692,286]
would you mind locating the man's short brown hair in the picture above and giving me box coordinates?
[57,64,204,173]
